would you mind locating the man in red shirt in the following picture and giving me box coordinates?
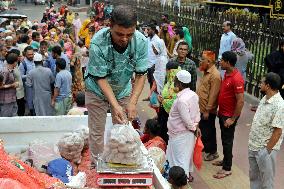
[213,51,244,179]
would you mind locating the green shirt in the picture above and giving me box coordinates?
[85,28,148,100]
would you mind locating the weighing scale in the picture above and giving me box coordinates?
[95,154,154,187]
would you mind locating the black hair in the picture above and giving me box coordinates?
[9,49,20,56]
[148,23,156,31]
[145,119,160,136]
[150,19,158,26]
[24,46,34,54]
[0,73,3,83]
[78,40,84,47]
[31,25,38,31]
[21,34,30,43]
[21,27,29,34]
[264,72,282,90]
[222,51,237,67]
[162,14,169,19]
[6,53,18,65]
[75,12,79,16]
[52,46,62,56]
[177,41,189,50]
[32,32,40,40]
[110,5,137,28]
[56,58,66,70]
[40,40,48,47]
[75,91,85,107]
[166,60,179,70]
[169,166,188,187]
[176,28,184,39]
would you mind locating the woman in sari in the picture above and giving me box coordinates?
[143,119,167,152]
[78,18,91,43]
[157,61,181,144]
[71,44,85,100]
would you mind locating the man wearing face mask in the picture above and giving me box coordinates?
[85,5,148,168]
[197,51,221,161]
[0,53,19,117]
[248,72,284,189]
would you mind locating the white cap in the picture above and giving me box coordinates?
[176,70,191,84]
[34,53,43,62]
[5,36,13,40]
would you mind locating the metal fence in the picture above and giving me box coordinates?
[109,0,284,98]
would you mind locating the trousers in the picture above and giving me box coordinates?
[249,149,277,189]
[85,91,129,165]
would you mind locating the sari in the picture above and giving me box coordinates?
[183,26,192,50]
[144,136,167,152]
[79,19,91,40]
[161,67,181,113]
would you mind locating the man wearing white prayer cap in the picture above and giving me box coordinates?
[166,69,201,182]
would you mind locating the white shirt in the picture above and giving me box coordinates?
[147,34,162,68]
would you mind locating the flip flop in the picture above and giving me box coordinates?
[142,97,150,101]
[188,174,194,182]
[213,171,232,179]
[212,160,223,166]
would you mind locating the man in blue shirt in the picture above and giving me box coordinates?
[52,58,72,115]
[85,5,148,167]
[44,46,70,76]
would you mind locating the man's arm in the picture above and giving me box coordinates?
[267,107,284,153]
[266,128,282,153]
[225,93,244,127]
[52,87,59,107]
[206,75,221,112]
[97,78,127,124]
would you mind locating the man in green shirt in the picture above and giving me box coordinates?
[85,5,148,167]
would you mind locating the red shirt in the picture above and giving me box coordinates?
[218,69,244,117]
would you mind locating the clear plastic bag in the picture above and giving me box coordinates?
[102,123,143,165]
[57,132,84,164]
[28,139,61,172]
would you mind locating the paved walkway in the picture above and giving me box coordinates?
[137,82,284,189]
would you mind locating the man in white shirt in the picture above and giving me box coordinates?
[218,21,236,78]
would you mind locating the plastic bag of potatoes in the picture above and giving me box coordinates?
[102,124,143,166]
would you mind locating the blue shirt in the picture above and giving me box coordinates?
[44,53,70,76]
[85,27,148,100]
[19,58,35,81]
[54,69,72,101]
[218,31,236,60]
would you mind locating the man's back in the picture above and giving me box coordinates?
[55,70,72,101]
[27,66,54,95]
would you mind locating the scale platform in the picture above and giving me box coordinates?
[95,154,154,186]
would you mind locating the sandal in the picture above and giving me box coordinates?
[204,152,219,161]
[212,160,223,166]
[213,170,232,179]
[188,174,194,182]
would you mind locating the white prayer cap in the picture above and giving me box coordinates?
[176,70,191,84]
[34,53,43,62]
[5,36,13,40]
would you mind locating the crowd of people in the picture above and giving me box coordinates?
[0,1,284,189]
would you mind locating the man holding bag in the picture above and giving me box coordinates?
[84,5,148,168]
[166,70,200,182]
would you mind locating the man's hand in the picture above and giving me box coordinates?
[224,118,235,128]
[195,127,202,138]
[12,82,19,88]
[126,102,137,122]
[51,99,55,107]
[202,112,209,120]
[158,95,163,103]
[112,105,127,124]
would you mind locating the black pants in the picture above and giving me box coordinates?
[199,113,217,154]
[219,115,238,171]
[17,98,25,116]
[147,65,155,89]
[157,106,169,144]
